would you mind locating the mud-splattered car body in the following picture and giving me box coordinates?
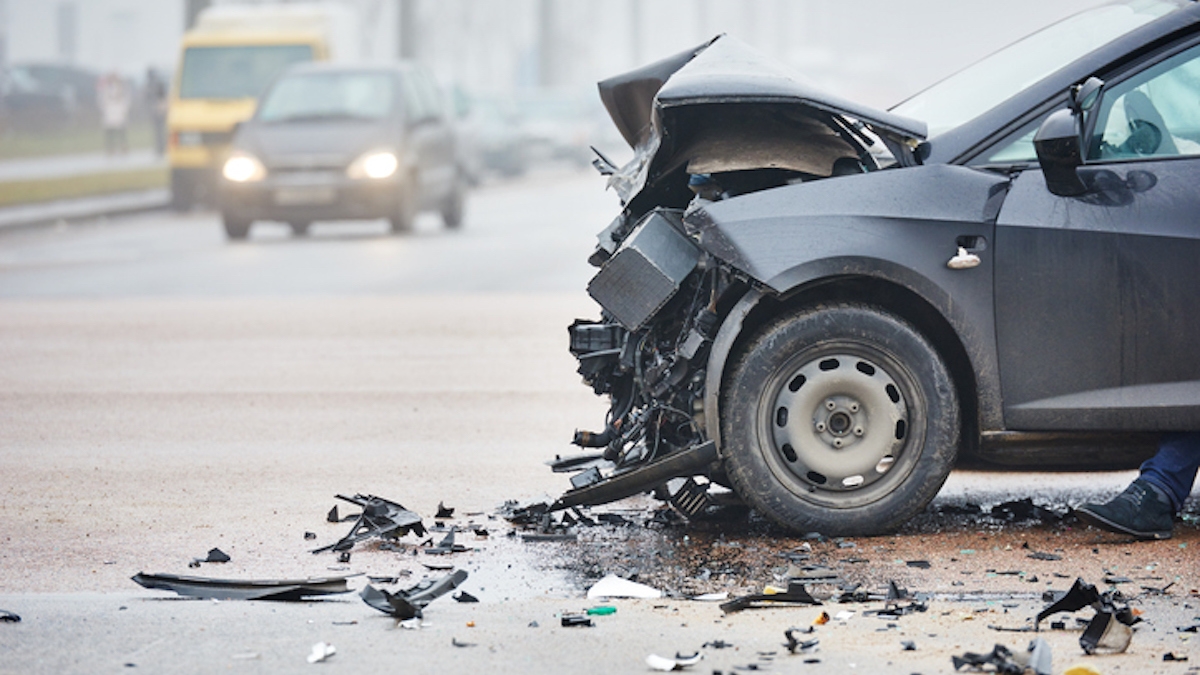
[558,1,1200,536]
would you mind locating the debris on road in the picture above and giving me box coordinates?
[435,502,454,519]
[306,642,336,664]
[453,591,479,603]
[952,638,1051,675]
[359,569,468,619]
[131,573,356,601]
[646,652,703,671]
[0,610,20,623]
[188,547,231,568]
[313,494,426,554]
[720,580,821,614]
[586,574,663,600]
[1036,577,1140,654]
[783,627,819,654]
[424,527,471,555]
[561,614,593,627]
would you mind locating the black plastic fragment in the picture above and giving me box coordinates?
[435,502,454,519]
[360,569,468,619]
[304,532,317,540]
[0,610,20,623]
[453,591,479,603]
[1027,551,1061,561]
[131,572,355,601]
[783,627,818,654]
[901,640,916,651]
[314,494,426,554]
[451,637,476,648]
[561,614,593,627]
[1164,652,1189,662]
[991,498,1059,523]
[720,580,821,614]
[906,560,931,569]
[952,644,1022,674]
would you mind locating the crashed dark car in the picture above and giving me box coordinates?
[558,0,1200,536]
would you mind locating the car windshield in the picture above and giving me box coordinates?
[892,0,1180,138]
[257,72,395,123]
[179,44,313,99]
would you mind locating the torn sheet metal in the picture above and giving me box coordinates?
[360,569,468,620]
[720,580,821,614]
[131,573,355,601]
[313,494,426,554]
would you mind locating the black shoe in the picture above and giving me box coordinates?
[1076,479,1174,540]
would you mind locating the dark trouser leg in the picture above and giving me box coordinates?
[1139,431,1200,512]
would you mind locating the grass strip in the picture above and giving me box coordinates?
[0,167,168,208]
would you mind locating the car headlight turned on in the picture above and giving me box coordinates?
[347,150,399,180]
[222,153,266,183]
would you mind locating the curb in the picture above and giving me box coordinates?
[0,189,170,233]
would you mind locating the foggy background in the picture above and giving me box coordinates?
[3,0,1101,115]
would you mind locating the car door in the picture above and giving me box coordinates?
[992,38,1200,431]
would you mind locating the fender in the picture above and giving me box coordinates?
[696,164,1012,448]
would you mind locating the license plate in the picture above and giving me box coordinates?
[274,186,336,205]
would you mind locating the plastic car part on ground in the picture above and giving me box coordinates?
[646,652,703,671]
[312,494,426,554]
[359,569,468,620]
[952,638,1052,675]
[306,642,336,664]
[586,574,663,600]
[187,547,231,568]
[719,579,822,614]
[1036,577,1140,654]
[130,573,357,601]
[0,610,20,623]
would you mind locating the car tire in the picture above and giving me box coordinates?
[289,221,311,237]
[222,212,251,240]
[720,303,959,536]
[389,178,417,234]
[441,175,466,229]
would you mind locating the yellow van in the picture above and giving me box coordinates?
[167,4,357,209]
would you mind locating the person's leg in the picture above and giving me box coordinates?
[1139,431,1200,510]
[1076,432,1199,540]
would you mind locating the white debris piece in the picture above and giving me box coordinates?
[586,574,663,600]
[646,652,704,671]
[306,642,336,664]
[690,592,729,602]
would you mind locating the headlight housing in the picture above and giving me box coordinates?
[222,153,266,183]
[347,150,399,180]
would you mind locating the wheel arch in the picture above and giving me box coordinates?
[705,270,988,463]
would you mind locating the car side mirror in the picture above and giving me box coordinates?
[1034,108,1087,197]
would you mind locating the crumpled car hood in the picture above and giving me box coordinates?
[597,35,927,203]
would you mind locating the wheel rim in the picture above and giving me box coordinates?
[759,345,924,509]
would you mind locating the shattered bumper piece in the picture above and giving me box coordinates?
[360,569,468,619]
[551,441,717,511]
[131,572,356,601]
[720,580,821,614]
[313,494,426,554]
[1036,577,1140,654]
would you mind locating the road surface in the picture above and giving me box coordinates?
[0,169,1196,674]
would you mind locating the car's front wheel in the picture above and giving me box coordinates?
[721,303,959,536]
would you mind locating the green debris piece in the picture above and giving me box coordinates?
[587,606,616,616]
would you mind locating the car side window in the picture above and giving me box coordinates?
[1088,42,1200,160]
[974,116,1047,165]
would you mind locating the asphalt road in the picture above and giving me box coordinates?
[1,169,1196,674]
